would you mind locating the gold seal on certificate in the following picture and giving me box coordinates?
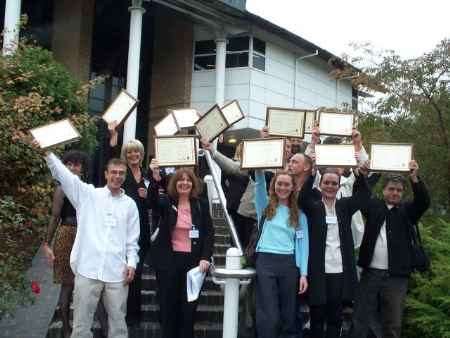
[315,144,357,167]
[318,111,355,136]
[102,90,138,126]
[195,104,228,142]
[221,100,245,126]
[155,136,198,167]
[30,119,80,149]
[370,143,413,172]
[266,107,306,138]
[241,138,286,169]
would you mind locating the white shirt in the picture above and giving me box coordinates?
[369,205,393,270]
[46,153,140,282]
[323,201,343,273]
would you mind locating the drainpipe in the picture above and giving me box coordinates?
[123,0,145,144]
[2,0,22,55]
[293,50,319,107]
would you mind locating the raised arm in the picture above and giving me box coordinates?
[404,160,430,224]
[254,169,269,222]
[46,153,93,209]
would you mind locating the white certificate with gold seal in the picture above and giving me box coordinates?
[155,136,198,167]
[318,111,354,136]
[370,143,413,172]
[266,107,306,138]
[241,138,286,169]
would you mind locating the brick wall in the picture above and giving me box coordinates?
[51,0,95,82]
[147,6,194,155]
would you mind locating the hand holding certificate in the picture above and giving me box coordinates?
[155,136,198,167]
[30,119,80,149]
[315,144,357,167]
[241,138,285,169]
[102,90,138,126]
[266,107,306,138]
[370,143,413,172]
[318,111,355,136]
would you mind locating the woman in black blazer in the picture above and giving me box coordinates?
[151,167,214,338]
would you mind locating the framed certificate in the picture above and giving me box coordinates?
[30,119,80,149]
[304,110,317,134]
[266,107,306,138]
[370,143,413,172]
[241,138,285,169]
[102,90,138,126]
[318,111,355,136]
[221,100,245,126]
[315,144,357,167]
[194,104,228,142]
[169,108,200,128]
[154,136,198,167]
[154,113,180,136]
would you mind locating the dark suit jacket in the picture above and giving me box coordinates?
[151,195,214,270]
[299,174,370,306]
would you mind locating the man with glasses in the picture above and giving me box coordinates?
[44,151,140,338]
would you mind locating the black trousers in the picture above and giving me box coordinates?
[155,252,198,338]
[310,273,344,338]
[126,245,149,323]
[351,268,408,338]
[256,253,300,338]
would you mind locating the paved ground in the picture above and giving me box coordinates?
[0,245,60,338]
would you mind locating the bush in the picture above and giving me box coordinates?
[0,42,98,318]
[403,217,450,338]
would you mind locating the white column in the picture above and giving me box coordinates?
[215,37,227,106]
[2,0,22,55]
[123,0,145,144]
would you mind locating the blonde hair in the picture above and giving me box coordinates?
[121,139,145,167]
[265,170,299,228]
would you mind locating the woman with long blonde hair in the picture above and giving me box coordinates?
[254,169,309,338]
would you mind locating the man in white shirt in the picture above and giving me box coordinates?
[45,152,140,338]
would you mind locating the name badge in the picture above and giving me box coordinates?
[189,229,199,239]
[326,216,338,224]
[296,230,304,239]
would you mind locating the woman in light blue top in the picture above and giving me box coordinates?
[254,169,309,338]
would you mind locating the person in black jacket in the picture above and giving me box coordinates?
[151,167,214,338]
[299,166,370,338]
[351,160,430,338]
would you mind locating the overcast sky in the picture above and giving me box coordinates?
[246,0,450,59]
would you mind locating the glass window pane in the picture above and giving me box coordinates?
[253,38,266,55]
[194,55,216,70]
[227,37,249,52]
[195,40,216,55]
[253,53,265,71]
[226,52,249,68]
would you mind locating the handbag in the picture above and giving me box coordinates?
[409,222,430,273]
[244,215,266,267]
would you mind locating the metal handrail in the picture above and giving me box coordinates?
[199,149,243,255]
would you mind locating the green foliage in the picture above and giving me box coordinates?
[0,197,42,318]
[354,39,450,211]
[0,42,99,318]
[0,42,97,215]
[403,217,450,338]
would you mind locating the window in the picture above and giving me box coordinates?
[88,73,125,115]
[252,38,266,71]
[193,37,266,71]
[194,40,216,71]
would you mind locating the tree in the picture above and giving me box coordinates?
[351,39,450,211]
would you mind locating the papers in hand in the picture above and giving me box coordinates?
[315,144,357,167]
[370,143,413,172]
[154,108,200,136]
[30,119,80,149]
[102,90,138,126]
[186,266,206,302]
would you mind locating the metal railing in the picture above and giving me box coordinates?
[199,149,243,255]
